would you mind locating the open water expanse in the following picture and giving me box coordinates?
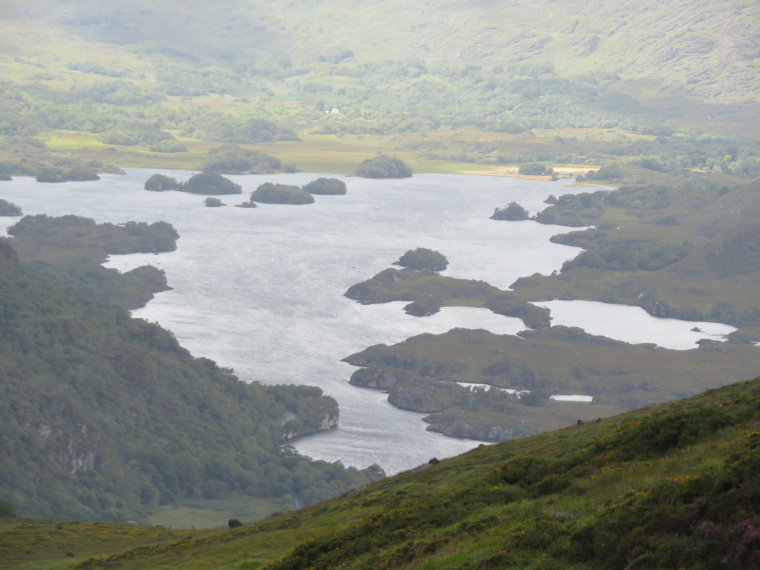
[0,170,735,474]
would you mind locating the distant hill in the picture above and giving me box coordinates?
[7,0,758,105]
[0,0,758,148]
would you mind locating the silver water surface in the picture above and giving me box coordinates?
[2,170,588,474]
[532,300,736,350]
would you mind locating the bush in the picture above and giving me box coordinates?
[0,199,22,216]
[144,174,180,191]
[63,166,100,181]
[578,163,622,181]
[204,198,226,207]
[491,202,530,221]
[395,248,448,272]
[519,389,551,407]
[518,163,553,176]
[303,177,347,195]
[181,172,242,195]
[250,182,315,204]
[355,154,412,178]
[200,145,282,174]
[35,168,97,183]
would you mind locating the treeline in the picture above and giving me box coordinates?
[6,50,760,172]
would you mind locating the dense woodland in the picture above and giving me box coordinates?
[0,239,379,522]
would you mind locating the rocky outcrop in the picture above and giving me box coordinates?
[423,413,535,442]
[344,268,423,304]
[349,367,423,389]
[29,395,103,475]
[387,379,446,413]
[403,296,443,317]
[387,377,469,413]
[282,396,339,440]
[343,346,465,378]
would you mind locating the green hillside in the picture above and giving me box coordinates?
[0,239,379,524]
[3,375,759,569]
[0,0,758,174]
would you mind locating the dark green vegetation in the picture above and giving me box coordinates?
[512,177,760,337]
[342,325,760,441]
[518,163,554,176]
[144,174,180,191]
[5,214,177,311]
[36,166,100,183]
[143,172,242,195]
[6,376,759,568]
[199,145,288,175]
[345,267,549,328]
[491,202,530,221]
[395,248,448,272]
[249,182,315,205]
[204,197,225,208]
[355,154,413,178]
[303,177,347,195]
[343,169,760,439]
[0,240,380,524]
[182,172,242,195]
[0,199,22,216]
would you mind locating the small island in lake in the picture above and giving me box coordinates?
[491,202,530,221]
[250,182,315,204]
[395,247,448,272]
[144,172,242,195]
[0,199,22,216]
[303,177,347,195]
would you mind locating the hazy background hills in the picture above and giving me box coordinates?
[1,0,758,141]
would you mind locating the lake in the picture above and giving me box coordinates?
[0,170,733,474]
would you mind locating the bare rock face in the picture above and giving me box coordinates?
[30,395,103,475]
[282,396,339,440]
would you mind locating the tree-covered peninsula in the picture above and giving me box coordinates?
[0,240,381,523]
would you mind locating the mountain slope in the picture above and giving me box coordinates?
[0,0,758,147]
[6,0,758,104]
[6,374,759,569]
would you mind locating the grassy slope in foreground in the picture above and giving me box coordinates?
[5,376,759,569]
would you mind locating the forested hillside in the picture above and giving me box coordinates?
[0,240,379,523]
[0,0,758,176]
[4,374,759,569]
